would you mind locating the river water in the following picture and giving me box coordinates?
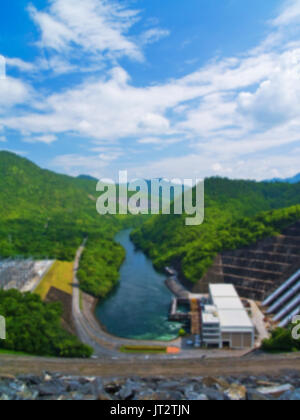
[95,229,182,341]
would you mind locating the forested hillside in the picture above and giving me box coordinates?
[0,151,115,259]
[0,151,138,298]
[131,178,300,284]
[1,152,300,296]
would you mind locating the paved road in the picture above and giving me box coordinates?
[0,353,299,378]
[72,240,120,357]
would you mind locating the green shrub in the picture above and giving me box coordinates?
[0,289,93,358]
[262,325,300,353]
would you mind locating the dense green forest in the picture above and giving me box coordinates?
[0,151,123,260]
[0,151,140,297]
[78,238,126,298]
[0,289,92,357]
[132,177,300,284]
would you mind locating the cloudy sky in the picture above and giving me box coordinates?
[1,0,300,181]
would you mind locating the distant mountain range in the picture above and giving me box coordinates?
[266,173,300,184]
[77,174,98,181]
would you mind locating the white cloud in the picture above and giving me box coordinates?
[138,137,162,145]
[1,66,205,139]
[24,134,58,144]
[138,137,184,150]
[29,0,142,61]
[4,35,300,179]
[0,76,31,108]
[2,0,300,182]
[237,49,300,129]
[89,145,123,161]
[140,28,170,45]
[272,0,300,26]
[5,57,34,72]
[51,153,110,178]
[0,136,6,142]
[127,144,300,182]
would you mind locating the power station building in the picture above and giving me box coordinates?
[202,284,255,349]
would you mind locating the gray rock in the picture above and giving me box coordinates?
[17,375,41,386]
[65,380,82,393]
[158,380,182,390]
[204,389,225,401]
[0,393,11,401]
[247,390,274,401]
[119,380,140,400]
[104,379,124,395]
[155,391,184,400]
[37,380,66,397]
[257,384,294,398]
[185,391,209,401]
[279,389,300,401]
[135,390,159,400]
[0,383,16,399]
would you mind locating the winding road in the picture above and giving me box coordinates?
[72,239,121,357]
[72,240,183,358]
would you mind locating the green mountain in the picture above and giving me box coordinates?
[0,151,137,298]
[131,177,300,284]
[1,152,300,296]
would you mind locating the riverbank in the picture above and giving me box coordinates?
[82,289,182,351]
[95,229,183,342]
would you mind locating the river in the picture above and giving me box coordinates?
[95,229,182,341]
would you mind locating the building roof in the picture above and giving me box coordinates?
[202,312,220,325]
[213,297,245,310]
[209,284,239,298]
[208,284,254,332]
[218,309,253,330]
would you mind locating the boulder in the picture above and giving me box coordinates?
[224,384,247,401]
[257,384,294,398]
[202,377,230,390]
[279,389,300,401]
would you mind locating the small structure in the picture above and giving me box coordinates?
[0,259,35,290]
[202,284,255,349]
[0,259,54,292]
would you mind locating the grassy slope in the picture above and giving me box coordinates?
[35,261,73,300]
[132,177,300,283]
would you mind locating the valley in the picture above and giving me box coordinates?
[0,152,300,359]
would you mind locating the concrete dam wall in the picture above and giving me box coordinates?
[192,220,300,302]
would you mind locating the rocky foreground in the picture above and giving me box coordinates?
[0,372,300,400]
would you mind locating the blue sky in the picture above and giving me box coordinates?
[0,0,300,181]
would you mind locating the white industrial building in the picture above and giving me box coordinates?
[202,284,255,349]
